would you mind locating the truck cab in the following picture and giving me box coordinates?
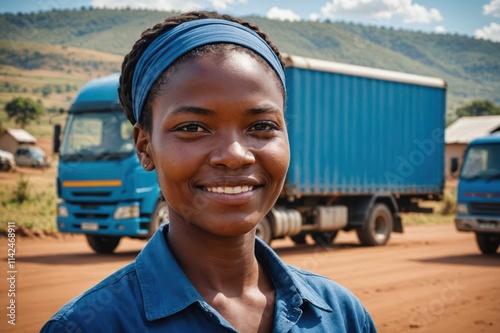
[54,74,168,253]
[453,134,500,254]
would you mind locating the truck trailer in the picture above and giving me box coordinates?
[54,55,447,253]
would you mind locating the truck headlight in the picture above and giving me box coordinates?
[114,205,140,219]
[456,203,469,214]
[57,205,69,218]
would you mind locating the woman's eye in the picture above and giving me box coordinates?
[177,124,206,132]
[250,122,278,131]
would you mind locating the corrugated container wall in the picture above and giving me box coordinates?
[284,67,446,195]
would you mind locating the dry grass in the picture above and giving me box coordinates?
[401,187,457,226]
[0,166,58,232]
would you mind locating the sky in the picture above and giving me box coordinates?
[0,0,499,42]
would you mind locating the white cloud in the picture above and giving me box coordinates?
[475,22,500,42]
[321,0,443,24]
[309,13,321,21]
[210,0,247,11]
[266,7,301,22]
[484,0,500,17]
[434,25,446,34]
[91,0,201,12]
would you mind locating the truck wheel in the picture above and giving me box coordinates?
[357,203,393,246]
[475,232,500,254]
[1,161,11,171]
[311,231,338,246]
[85,235,121,254]
[149,200,169,237]
[290,233,307,245]
[256,217,272,246]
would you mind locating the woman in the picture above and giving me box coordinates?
[42,11,376,332]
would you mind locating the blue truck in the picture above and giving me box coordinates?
[452,134,500,254]
[54,55,447,253]
[53,74,168,253]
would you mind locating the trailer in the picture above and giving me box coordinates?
[256,55,447,246]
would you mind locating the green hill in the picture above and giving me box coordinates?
[0,8,499,119]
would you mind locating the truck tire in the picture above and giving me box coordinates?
[85,235,121,254]
[311,231,338,246]
[256,217,272,246]
[475,232,500,254]
[357,203,393,246]
[290,233,307,245]
[0,160,13,171]
[149,200,169,238]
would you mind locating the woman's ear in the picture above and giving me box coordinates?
[134,124,155,171]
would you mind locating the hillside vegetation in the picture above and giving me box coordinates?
[0,8,499,118]
[0,40,122,111]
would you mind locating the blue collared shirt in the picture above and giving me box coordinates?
[41,225,377,332]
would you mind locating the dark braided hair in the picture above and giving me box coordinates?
[118,11,285,131]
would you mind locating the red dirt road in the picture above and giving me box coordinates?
[1,224,499,333]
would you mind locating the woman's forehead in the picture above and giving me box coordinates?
[170,52,279,91]
[159,46,285,100]
[151,52,285,117]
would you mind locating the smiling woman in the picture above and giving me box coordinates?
[142,50,289,240]
[41,10,377,333]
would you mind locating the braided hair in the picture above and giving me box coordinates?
[118,11,285,131]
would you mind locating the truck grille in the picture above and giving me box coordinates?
[72,191,112,197]
[469,202,500,215]
[74,213,109,219]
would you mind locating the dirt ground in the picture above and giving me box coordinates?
[0,224,498,333]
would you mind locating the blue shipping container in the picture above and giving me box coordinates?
[283,55,446,196]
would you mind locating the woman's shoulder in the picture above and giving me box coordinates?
[287,265,354,295]
[287,265,375,324]
[287,265,377,332]
[41,262,141,332]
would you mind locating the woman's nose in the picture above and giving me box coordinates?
[209,135,256,170]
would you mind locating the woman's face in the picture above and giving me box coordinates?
[136,50,290,238]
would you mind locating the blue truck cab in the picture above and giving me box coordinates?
[54,74,168,253]
[453,134,500,254]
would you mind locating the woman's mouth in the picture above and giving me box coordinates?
[203,185,254,194]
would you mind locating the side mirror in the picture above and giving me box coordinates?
[53,124,61,154]
[450,157,459,174]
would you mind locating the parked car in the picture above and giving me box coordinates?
[0,148,15,171]
[14,146,49,168]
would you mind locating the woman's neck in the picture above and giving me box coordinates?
[165,221,263,296]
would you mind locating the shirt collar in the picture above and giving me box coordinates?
[254,237,333,313]
[135,224,332,322]
[135,224,202,321]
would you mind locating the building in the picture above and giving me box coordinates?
[445,116,500,179]
[0,128,37,154]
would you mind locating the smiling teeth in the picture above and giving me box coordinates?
[205,186,253,194]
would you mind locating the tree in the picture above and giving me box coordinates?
[4,97,46,128]
[41,85,52,97]
[456,99,500,118]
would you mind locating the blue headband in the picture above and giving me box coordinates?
[131,18,286,123]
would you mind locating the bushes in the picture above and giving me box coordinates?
[0,175,57,232]
[11,175,30,203]
[440,189,457,215]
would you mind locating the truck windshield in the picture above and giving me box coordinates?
[60,111,135,162]
[461,143,500,180]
